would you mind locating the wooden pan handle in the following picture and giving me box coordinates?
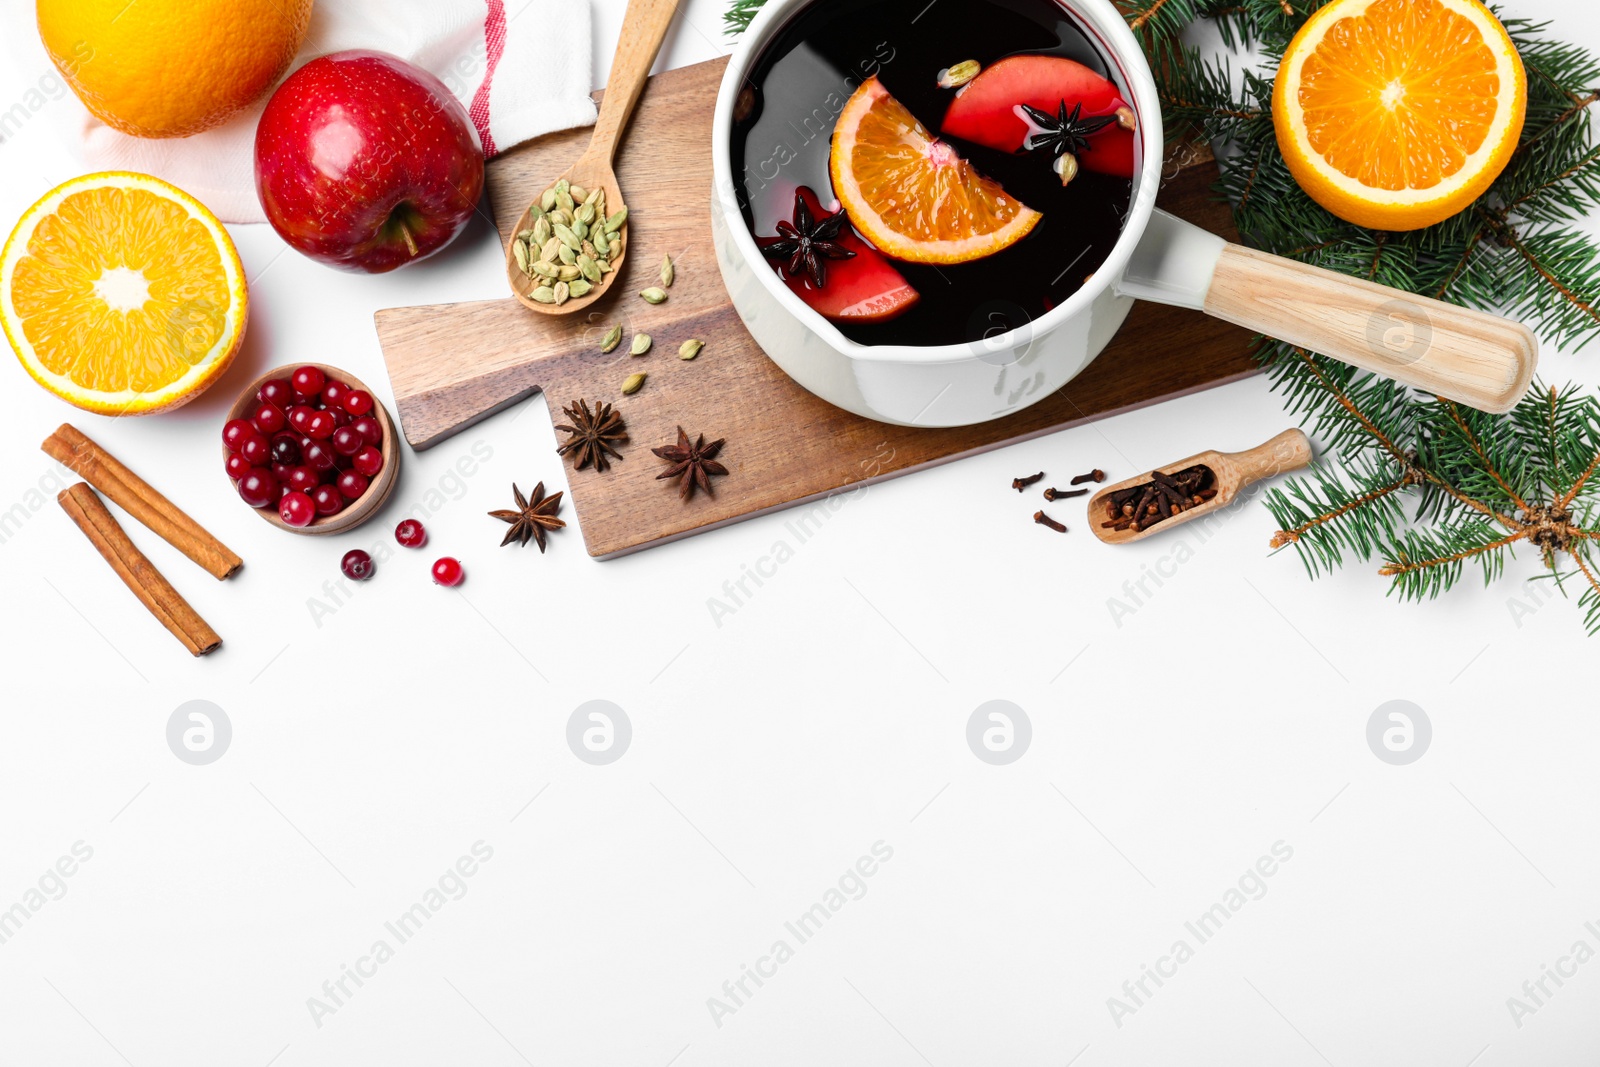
[1205,244,1537,413]
[1221,428,1313,486]
[586,0,683,167]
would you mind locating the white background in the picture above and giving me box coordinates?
[3,0,1599,1064]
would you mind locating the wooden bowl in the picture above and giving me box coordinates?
[224,363,401,535]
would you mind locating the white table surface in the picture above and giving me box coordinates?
[2,1,1599,1064]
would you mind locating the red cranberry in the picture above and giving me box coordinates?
[225,453,251,480]
[321,380,349,410]
[352,415,382,446]
[306,410,336,440]
[270,434,302,466]
[222,418,258,452]
[336,470,369,500]
[291,366,326,397]
[352,446,384,478]
[271,461,294,482]
[279,490,316,527]
[288,405,315,434]
[258,378,293,408]
[312,484,345,515]
[252,403,286,436]
[431,557,464,587]
[303,440,336,471]
[331,426,364,456]
[341,549,375,581]
[343,389,374,416]
[239,435,271,467]
[395,519,427,548]
[286,466,320,493]
[237,468,279,508]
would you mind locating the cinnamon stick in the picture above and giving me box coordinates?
[43,424,241,580]
[58,483,221,656]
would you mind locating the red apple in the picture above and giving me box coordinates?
[941,55,1135,178]
[254,50,486,274]
[757,187,919,323]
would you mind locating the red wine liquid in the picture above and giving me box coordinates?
[730,0,1136,347]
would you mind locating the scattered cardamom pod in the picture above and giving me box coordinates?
[630,333,651,356]
[679,338,704,361]
[621,372,646,395]
[660,254,674,288]
[531,286,557,304]
[601,324,623,353]
[640,287,668,305]
[937,60,981,89]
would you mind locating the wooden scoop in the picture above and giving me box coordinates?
[505,0,682,316]
[1088,428,1313,545]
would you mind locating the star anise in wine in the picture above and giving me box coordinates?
[652,426,728,501]
[759,189,855,288]
[1021,100,1115,159]
[488,481,566,551]
[555,398,628,472]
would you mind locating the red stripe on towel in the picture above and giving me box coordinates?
[470,0,508,156]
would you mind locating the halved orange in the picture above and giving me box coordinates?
[2,172,247,415]
[1273,0,1525,231]
[830,77,1041,265]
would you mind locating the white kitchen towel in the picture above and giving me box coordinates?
[5,0,596,222]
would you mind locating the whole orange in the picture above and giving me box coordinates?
[37,0,314,139]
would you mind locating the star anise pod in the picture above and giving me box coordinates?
[1021,100,1115,159]
[555,398,627,472]
[759,188,855,289]
[652,426,728,501]
[488,481,566,551]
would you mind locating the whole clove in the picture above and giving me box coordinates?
[1100,464,1217,533]
[1012,471,1045,492]
[1042,486,1088,502]
[1070,468,1106,485]
[1033,510,1067,533]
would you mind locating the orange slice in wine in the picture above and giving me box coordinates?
[829,77,1041,265]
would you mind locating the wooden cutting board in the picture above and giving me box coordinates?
[374,57,1256,558]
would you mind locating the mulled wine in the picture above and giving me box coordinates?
[730,0,1138,348]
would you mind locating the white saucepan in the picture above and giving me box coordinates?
[709,0,1536,427]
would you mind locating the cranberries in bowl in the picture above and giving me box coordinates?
[222,363,400,534]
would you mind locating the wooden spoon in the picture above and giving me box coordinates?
[506,0,682,316]
[1088,429,1313,545]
